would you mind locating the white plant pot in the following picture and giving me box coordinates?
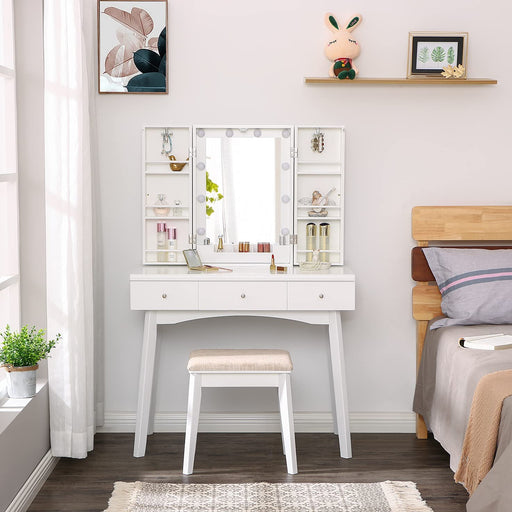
[5,364,38,398]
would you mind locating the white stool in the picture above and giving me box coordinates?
[183,349,298,475]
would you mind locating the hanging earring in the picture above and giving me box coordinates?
[311,129,325,153]
[161,128,173,155]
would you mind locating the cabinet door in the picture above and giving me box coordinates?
[143,126,193,265]
[294,126,345,266]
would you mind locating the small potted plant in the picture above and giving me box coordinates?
[0,325,61,398]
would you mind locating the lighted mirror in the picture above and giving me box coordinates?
[194,126,293,263]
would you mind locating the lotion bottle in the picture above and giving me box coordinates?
[319,222,330,262]
[157,222,167,262]
[167,227,177,262]
[306,223,317,262]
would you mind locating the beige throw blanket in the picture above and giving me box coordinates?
[455,369,512,494]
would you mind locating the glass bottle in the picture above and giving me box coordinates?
[173,199,182,217]
[153,194,171,217]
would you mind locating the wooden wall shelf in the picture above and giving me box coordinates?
[304,77,497,85]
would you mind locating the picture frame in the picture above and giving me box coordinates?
[98,0,168,94]
[407,32,468,78]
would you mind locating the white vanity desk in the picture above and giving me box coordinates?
[130,265,356,459]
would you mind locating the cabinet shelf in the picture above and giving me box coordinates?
[297,249,339,253]
[145,249,182,253]
[297,216,341,221]
[304,77,498,85]
[297,171,342,175]
[144,216,190,221]
[297,205,340,209]
[145,171,190,175]
[146,160,189,164]
[298,160,342,165]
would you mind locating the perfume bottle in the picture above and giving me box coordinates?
[167,227,177,262]
[217,235,224,252]
[319,222,330,262]
[173,200,182,217]
[153,194,171,217]
[306,223,317,262]
[157,222,167,262]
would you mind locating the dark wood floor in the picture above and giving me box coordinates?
[28,432,468,511]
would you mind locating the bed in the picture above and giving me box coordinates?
[410,206,512,512]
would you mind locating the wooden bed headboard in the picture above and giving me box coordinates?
[412,206,512,439]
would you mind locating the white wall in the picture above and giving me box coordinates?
[96,0,512,430]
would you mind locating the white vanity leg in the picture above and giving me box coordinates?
[183,374,202,475]
[134,311,158,457]
[328,311,352,458]
[147,340,161,436]
[278,374,298,474]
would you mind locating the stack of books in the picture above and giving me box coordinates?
[459,334,512,350]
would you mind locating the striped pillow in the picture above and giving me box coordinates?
[423,248,512,329]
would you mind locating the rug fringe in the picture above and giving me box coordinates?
[381,481,434,512]
[104,481,137,512]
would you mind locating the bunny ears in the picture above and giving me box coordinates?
[325,13,362,33]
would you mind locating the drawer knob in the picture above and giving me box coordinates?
[241,293,246,299]
[319,293,324,299]
[162,293,167,299]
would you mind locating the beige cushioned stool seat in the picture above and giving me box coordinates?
[187,349,293,372]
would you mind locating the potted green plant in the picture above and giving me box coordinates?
[0,325,61,398]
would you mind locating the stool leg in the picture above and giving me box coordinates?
[183,373,202,475]
[278,373,297,474]
[278,386,286,456]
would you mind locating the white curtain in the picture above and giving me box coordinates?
[44,0,96,458]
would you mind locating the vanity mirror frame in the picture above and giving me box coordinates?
[141,125,345,266]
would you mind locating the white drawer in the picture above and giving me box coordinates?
[130,281,198,310]
[199,282,287,310]
[287,281,355,310]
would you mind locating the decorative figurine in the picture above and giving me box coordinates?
[168,155,188,172]
[308,187,337,217]
[324,13,362,80]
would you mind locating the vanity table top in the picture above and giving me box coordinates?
[130,265,355,282]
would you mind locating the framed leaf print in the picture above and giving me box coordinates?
[98,0,168,93]
[407,32,467,78]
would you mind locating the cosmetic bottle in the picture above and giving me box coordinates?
[306,223,317,262]
[319,222,330,262]
[270,254,277,273]
[173,200,182,217]
[167,227,177,262]
[153,194,171,217]
[157,222,167,262]
[217,235,224,252]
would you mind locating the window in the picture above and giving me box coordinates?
[0,0,20,400]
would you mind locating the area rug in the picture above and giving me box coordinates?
[104,481,434,511]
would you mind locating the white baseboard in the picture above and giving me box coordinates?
[6,450,59,512]
[98,411,416,434]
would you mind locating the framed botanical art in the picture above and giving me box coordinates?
[98,0,168,93]
[407,32,468,78]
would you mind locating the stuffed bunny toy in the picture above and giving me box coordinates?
[324,13,362,80]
